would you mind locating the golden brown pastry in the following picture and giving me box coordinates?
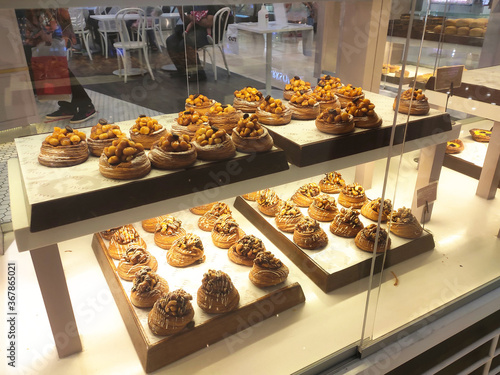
[166,233,205,267]
[256,95,292,125]
[338,183,367,209]
[433,25,443,34]
[395,69,409,78]
[38,126,88,167]
[319,171,346,194]
[108,225,146,260]
[293,216,328,250]
[446,139,464,154]
[249,251,289,288]
[99,138,151,180]
[231,113,274,153]
[469,27,485,37]
[242,191,260,201]
[361,198,393,222]
[275,200,304,233]
[99,226,121,240]
[316,74,343,93]
[198,202,232,231]
[171,108,209,138]
[233,86,264,113]
[315,107,355,135]
[330,208,364,238]
[129,115,167,149]
[308,194,339,222]
[189,202,216,215]
[289,91,320,120]
[117,245,158,281]
[291,182,321,207]
[148,132,196,170]
[445,19,457,27]
[130,266,169,308]
[142,215,169,233]
[445,26,457,35]
[211,214,245,249]
[197,270,240,314]
[336,84,365,108]
[313,86,341,112]
[283,75,312,100]
[389,207,423,239]
[355,224,391,253]
[228,234,266,266]
[154,216,186,250]
[469,128,491,142]
[207,103,243,134]
[457,26,469,36]
[148,289,194,335]
[393,88,430,115]
[470,19,487,29]
[87,119,126,157]
[192,125,236,161]
[185,93,215,115]
[346,98,382,129]
[257,189,281,216]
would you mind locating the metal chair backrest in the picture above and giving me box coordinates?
[68,8,86,32]
[212,7,231,45]
[115,7,146,43]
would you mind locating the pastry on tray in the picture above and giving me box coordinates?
[249,251,289,288]
[171,108,209,138]
[189,202,216,215]
[338,183,367,209]
[108,225,146,260]
[142,215,169,233]
[389,207,423,239]
[207,103,243,134]
[291,182,321,207]
[355,224,391,253]
[130,266,169,308]
[129,115,167,149]
[469,128,491,142]
[313,86,341,112]
[319,171,346,194]
[316,74,343,93]
[346,98,383,129]
[257,188,281,216]
[197,269,240,314]
[330,208,364,238]
[361,198,393,222]
[293,216,328,250]
[242,191,260,201]
[393,88,430,115]
[166,233,206,267]
[154,216,186,250]
[395,69,409,78]
[100,226,121,240]
[228,234,266,266]
[308,194,339,222]
[231,114,274,153]
[275,200,304,233]
[99,138,151,180]
[198,202,232,231]
[117,245,158,281]
[148,132,197,170]
[192,125,236,161]
[446,139,465,154]
[233,86,264,113]
[283,75,312,100]
[335,84,365,108]
[185,93,215,115]
[255,95,292,125]
[148,289,194,336]
[38,126,89,167]
[211,214,245,249]
[289,91,320,120]
[87,119,126,157]
[315,107,355,135]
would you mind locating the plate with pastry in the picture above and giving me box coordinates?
[233,86,264,113]
[197,270,240,314]
[255,95,292,125]
[231,113,274,153]
[99,138,151,180]
[315,107,355,135]
[129,115,167,149]
[148,132,197,170]
[38,126,89,167]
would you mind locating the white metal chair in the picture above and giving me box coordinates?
[69,8,92,60]
[96,6,119,59]
[198,7,231,81]
[113,8,155,83]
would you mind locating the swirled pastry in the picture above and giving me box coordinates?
[292,183,321,207]
[193,125,236,161]
[108,225,146,260]
[275,200,304,233]
[130,266,169,308]
[148,289,194,335]
[346,98,382,129]
[172,108,209,138]
[166,233,205,267]
[319,171,346,194]
[233,86,264,113]
[361,198,393,222]
[189,202,216,215]
[242,191,260,201]
[256,95,292,125]
[87,119,126,157]
[197,270,240,314]
[38,126,88,167]
[148,132,196,170]
[316,74,343,93]
[154,216,186,250]
[336,84,365,108]
[355,224,391,253]
[185,94,215,115]
[293,216,328,250]
[338,183,367,209]
[142,215,169,233]
[249,251,289,288]
[289,91,320,120]
[308,194,339,222]
[211,214,245,249]
[389,207,423,239]
[207,103,242,134]
[315,108,355,135]
[446,139,464,154]
[313,86,341,112]
[257,189,281,216]
[393,89,430,115]
[99,138,151,180]
[117,246,158,281]
[129,115,167,149]
[283,75,312,100]
[231,113,274,153]
[330,208,364,238]
[100,226,121,240]
[228,234,266,266]
[198,202,232,231]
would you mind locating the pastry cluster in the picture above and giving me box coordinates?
[121,245,149,264]
[209,103,237,115]
[259,95,285,114]
[185,94,212,107]
[230,235,264,261]
[343,183,364,197]
[317,74,342,89]
[157,216,182,235]
[194,126,228,146]
[285,76,311,92]
[346,99,376,117]
[131,115,162,135]
[103,138,145,165]
[337,84,363,98]
[213,215,239,236]
[297,183,321,197]
[44,126,86,147]
[290,91,318,107]
[132,267,162,295]
[401,88,427,102]
[317,108,351,123]
[177,108,208,127]
[90,120,125,140]
[234,114,265,137]
[313,87,338,101]
[156,133,192,152]
[295,216,320,233]
[234,86,263,102]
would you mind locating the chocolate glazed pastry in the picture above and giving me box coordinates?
[130,266,169,308]
[228,234,266,266]
[249,251,289,288]
[117,245,158,281]
[197,270,240,314]
[330,208,364,238]
[293,216,328,250]
[355,224,391,253]
[148,289,194,335]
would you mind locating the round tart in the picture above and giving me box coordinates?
[293,216,328,250]
[319,171,346,194]
[148,289,194,336]
[257,189,281,216]
[338,183,367,209]
[211,214,245,249]
[108,225,146,260]
[228,234,266,266]
[185,94,215,115]
[233,86,264,113]
[197,270,240,314]
[315,107,355,135]
[393,88,430,115]
[100,226,121,240]
[389,207,423,239]
[355,224,391,253]
[313,86,341,112]
[87,119,126,157]
[330,208,364,238]
[130,266,169,308]
[129,115,167,149]
[242,191,260,201]
[249,251,289,288]
[142,215,169,233]
[346,98,382,129]
[99,138,151,180]
[207,103,243,134]
[38,126,88,167]
[316,74,343,93]
[231,113,273,153]
[275,200,304,233]
[283,75,312,100]
[117,245,158,281]
[154,216,186,250]
[189,202,216,215]
[148,132,196,170]
[469,128,491,142]
[446,139,465,154]
[256,95,292,125]
[171,108,209,138]
[198,202,232,231]
[289,91,320,120]
[192,125,236,161]
[308,194,339,222]
[291,182,321,207]
[166,233,205,267]
[361,198,393,222]
[336,84,365,108]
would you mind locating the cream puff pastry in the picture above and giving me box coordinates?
[38,126,89,167]
[256,95,292,126]
[393,88,430,115]
[293,216,328,250]
[130,266,169,308]
[148,132,196,170]
[148,289,194,335]
[249,251,289,288]
[228,234,266,266]
[99,138,151,180]
[207,103,242,134]
[129,115,167,149]
[166,233,205,267]
[87,119,126,157]
[197,269,240,314]
[315,107,355,135]
[346,98,383,129]
[117,245,158,281]
[233,86,264,113]
[231,114,274,153]
[288,91,320,120]
[193,125,236,161]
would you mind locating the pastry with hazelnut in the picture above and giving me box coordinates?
[100,226,121,240]
[154,216,186,250]
[355,224,391,253]
[197,270,240,314]
[231,114,274,153]
[275,200,304,233]
[171,108,209,139]
[189,202,216,215]
[361,198,393,222]
[38,126,88,167]
[117,245,158,281]
[142,215,169,233]
[211,214,245,249]
[166,233,205,267]
[257,189,281,216]
[315,107,355,135]
[319,171,346,194]
[233,86,264,113]
[198,202,232,231]
[88,119,126,156]
[346,98,382,129]
[108,225,147,260]
[207,103,243,134]
[469,128,491,143]
[148,132,197,169]
[330,208,364,238]
[185,93,215,115]
[338,183,367,209]
[228,234,266,266]
[255,95,292,125]
[99,138,151,180]
[192,125,236,161]
[316,74,343,92]
[242,191,260,201]
[389,207,423,239]
[308,194,339,222]
[249,251,289,288]
[291,182,321,207]
[446,139,465,154]
[129,115,167,149]
[313,86,341,112]
[130,266,169,308]
[148,289,194,335]
[393,88,430,115]
[289,91,320,120]
[283,75,312,100]
[293,216,328,250]
[336,84,365,108]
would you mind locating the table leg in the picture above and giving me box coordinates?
[302,29,313,57]
[265,33,272,95]
[30,244,82,358]
[476,121,500,199]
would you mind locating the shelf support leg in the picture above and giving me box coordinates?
[355,162,375,190]
[265,32,272,95]
[476,121,500,200]
[30,244,82,358]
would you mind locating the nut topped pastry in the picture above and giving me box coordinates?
[293,216,328,250]
[198,202,232,231]
[197,270,240,313]
[166,233,205,267]
[228,234,266,266]
[108,225,147,260]
[233,86,264,112]
[308,194,339,222]
[315,107,355,135]
[319,171,346,194]
[211,214,245,249]
[154,216,186,250]
[393,88,430,115]
[256,95,292,125]
[313,86,341,111]
[257,188,281,216]
[336,84,365,107]
[100,226,121,240]
[346,98,382,129]
[289,91,320,120]
[130,266,169,308]
[292,182,321,207]
[142,215,169,233]
[88,119,126,156]
[249,251,289,288]
[192,125,236,161]
[232,113,273,153]
[129,115,167,149]
[207,102,242,134]
[172,107,209,138]
[117,245,158,281]
[283,75,312,100]
[316,74,343,91]
[361,198,393,222]
[185,93,215,114]
[275,199,304,233]
[99,138,151,180]
[355,224,391,253]
[148,131,197,170]
[330,208,364,238]
[338,183,367,209]
[148,289,194,335]
[389,207,423,239]
[38,126,89,167]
